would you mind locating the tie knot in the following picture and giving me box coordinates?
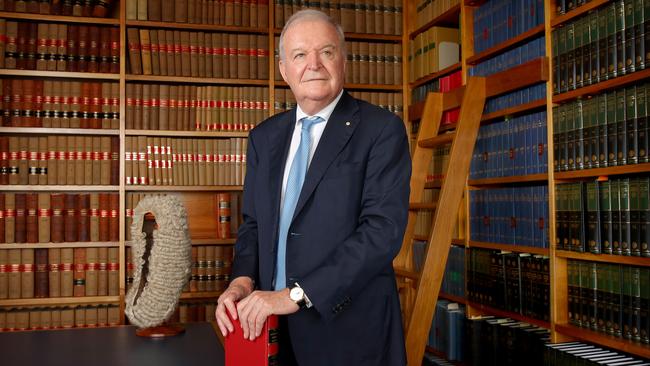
[301,116,324,131]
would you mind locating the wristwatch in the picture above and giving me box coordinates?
[289,283,312,309]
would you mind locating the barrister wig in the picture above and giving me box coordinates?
[125,195,192,328]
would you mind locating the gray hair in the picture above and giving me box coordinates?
[278,9,346,61]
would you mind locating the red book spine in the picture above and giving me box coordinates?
[0,137,7,185]
[98,193,109,241]
[64,193,77,242]
[92,0,112,17]
[225,313,279,366]
[34,248,48,298]
[50,193,64,243]
[87,26,99,73]
[25,193,38,243]
[77,25,89,72]
[77,193,89,242]
[22,79,34,127]
[109,193,118,242]
[109,27,119,73]
[98,27,110,73]
[26,23,37,70]
[15,193,26,243]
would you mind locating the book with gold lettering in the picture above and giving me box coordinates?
[48,248,60,297]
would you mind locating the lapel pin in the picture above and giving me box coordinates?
[345,121,351,126]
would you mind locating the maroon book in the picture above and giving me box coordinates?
[15,193,26,243]
[109,27,119,73]
[34,248,49,298]
[62,0,73,15]
[64,193,77,242]
[66,25,78,72]
[87,26,99,73]
[77,193,90,242]
[50,193,64,243]
[0,194,4,243]
[26,23,38,70]
[98,27,111,73]
[77,25,89,72]
[0,137,9,185]
[92,0,112,17]
[25,193,38,243]
[16,22,28,70]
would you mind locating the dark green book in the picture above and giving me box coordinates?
[567,103,576,171]
[582,14,592,87]
[575,100,585,170]
[615,0,626,76]
[622,265,633,339]
[630,266,642,342]
[639,267,649,343]
[567,22,576,91]
[634,0,645,71]
[588,97,601,168]
[626,86,639,165]
[630,178,641,257]
[621,178,632,256]
[593,262,606,331]
[607,91,618,167]
[624,0,635,73]
[610,264,623,337]
[612,180,623,255]
[616,89,628,166]
[553,105,561,171]
[575,17,585,88]
[640,177,650,257]
[590,11,601,83]
[568,260,581,326]
[560,104,570,171]
[637,83,647,163]
[559,26,568,93]
[598,94,610,167]
[607,3,618,79]
[587,181,602,254]
[583,99,593,169]
[553,30,560,94]
[645,0,650,68]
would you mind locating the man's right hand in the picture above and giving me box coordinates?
[215,276,254,336]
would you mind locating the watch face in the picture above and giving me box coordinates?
[290,286,304,302]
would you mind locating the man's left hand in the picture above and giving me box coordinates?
[236,289,299,340]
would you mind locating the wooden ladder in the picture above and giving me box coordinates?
[394,76,486,366]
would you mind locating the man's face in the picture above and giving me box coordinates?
[279,18,346,113]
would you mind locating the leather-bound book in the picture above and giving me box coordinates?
[25,23,37,70]
[2,81,11,128]
[96,305,107,326]
[149,83,159,130]
[175,0,187,22]
[108,193,117,241]
[149,30,160,75]
[83,136,93,184]
[110,82,119,128]
[98,193,109,241]
[27,137,38,184]
[157,29,167,76]
[133,83,142,129]
[100,82,111,128]
[25,193,37,243]
[256,35,268,79]
[33,80,43,127]
[17,137,29,184]
[73,135,84,185]
[85,306,97,327]
[205,245,215,291]
[109,136,118,185]
[37,193,50,243]
[14,193,26,243]
[92,0,112,17]
[188,0,196,23]
[217,192,231,239]
[53,81,66,127]
[77,82,89,128]
[126,244,133,291]
[0,250,8,298]
[21,248,34,298]
[127,28,142,74]
[147,0,160,21]
[0,20,5,69]
[197,245,206,291]
[236,33,249,79]
[34,248,48,298]
[141,83,151,130]
[168,85,178,130]
[258,0,268,28]
[66,25,78,72]
[139,29,152,75]
[109,27,119,73]
[99,136,110,185]
[72,247,85,296]
[97,247,107,295]
[212,33,223,78]
[89,193,99,241]
[227,33,237,78]
[42,81,55,128]
[136,0,147,20]
[65,136,75,185]
[59,247,73,296]
[46,24,57,71]
[76,25,89,72]
[77,193,89,242]
[89,82,101,128]
[64,193,77,242]
[36,23,48,70]
[55,24,66,71]
[107,247,118,295]
[7,249,21,298]
[125,83,134,130]
[59,307,73,328]
[137,136,147,185]
[224,313,279,366]
[4,21,17,69]
[165,30,175,76]
[5,193,15,243]
[180,31,191,77]
[10,79,22,127]
[91,137,101,185]
[85,247,97,296]
[124,137,133,185]
[189,246,198,291]
[86,26,99,73]
[189,31,198,77]
[98,27,110,73]
[50,193,64,243]
[0,194,4,243]
[198,32,205,77]
[161,0,173,21]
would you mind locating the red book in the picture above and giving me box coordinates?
[0,137,8,185]
[34,248,48,298]
[64,193,77,242]
[77,193,89,242]
[225,313,279,366]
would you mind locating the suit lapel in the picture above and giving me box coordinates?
[292,92,360,221]
[267,109,296,241]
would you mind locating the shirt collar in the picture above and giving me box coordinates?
[295,90,344,124]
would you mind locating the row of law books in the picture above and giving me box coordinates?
[0,136,119,186]
[553,83,650,173]
[552,2,649,95]
[0,193,120,244]
[173,301,218,324]
[0,247,121,299]
[555,178,650,257]
[555,0,594,15]
[413,242,465,299]
[484,83,546,115]
[545,341,650,366]
[127,29,269,79]
[0,304,121,332]
[126,0,269,27]
[343,41,403,85]
[567,260,650,344]
[470,186,550,249]
[124,137,247,186]
[410,70,462,126]
[0,0,115,17]
[273,0,402,36]
[125,84,267,132]
[408,26,460,83]
[469,36,546,77]
[413,0,460,30]
[0,20,120,73]
[1,79,120,129]
[468,248,550,322]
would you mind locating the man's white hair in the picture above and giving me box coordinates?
[278,9,346,61]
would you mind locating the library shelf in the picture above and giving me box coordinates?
[409,202,437,211]
[276,80,404,91]
[412,236,465,248]
[554,162,650,180]
[179,291,223,300]
[0,296,121,308]
[0,11,120,25]
[409,3,461,40]
[552,68,650,104]
[466,24,545,65]
[439,292,466,305]
[125,238,236,246]
[125,74,269,85]
[555,250,650,267]
[0,69,120,80]
[550,0,610,28]
[125,185,243,192]
[468,173,548,187]
[0,127,120,136]
[1,242,119,249]
[271,29,402,42]
[554,323,650,359]
[468,240,550,256]
[410,62,462,89]
[124,20,267,33]
[466,300,550,328]
[124,129,248,138]
[480,98,547,123]
[0,185,119,192]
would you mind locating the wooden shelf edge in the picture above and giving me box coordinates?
[485,57,550,99]
[467,24,546,65]
[439,292,467,305]
[410,62,462,89]
[179,291,223,300]
[124,129,249,137]
[0,185,119,191]
[1,242,119,249]
[554,323,650,359]
[0,127,120,135]
[0,69,120,80]
[468,173,548,186]
[481,99,547,123]
[0,11,120,24]
[125,20,267,33]
[468,240,550,256]
[555,250,650,267]
[125,185,243,192]
[554,162,650,180]
[467,300,550,328]
[0,296,121,308]
[552,68,650,104]
[550,0,610,28]
[125,74,268,85]
[409,4,461,40]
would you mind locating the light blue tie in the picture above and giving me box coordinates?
[274,116,324,290]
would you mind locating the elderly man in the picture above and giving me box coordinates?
[216,9,410,366]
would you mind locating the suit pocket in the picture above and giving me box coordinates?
[322,161,364,180]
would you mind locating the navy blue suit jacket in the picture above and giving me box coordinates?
[231,92,411,365]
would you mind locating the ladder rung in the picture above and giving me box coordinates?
[408,202,437,211]
[394,267,420,280]
[418,132,456,148]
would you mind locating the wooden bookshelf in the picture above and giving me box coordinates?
[0,185,120,192]
[0,296,121,308]
[0,11,120,24]
[412,236,465,248]
[0,127,120,136]
[125,185,243,192]
[276,80,404,91]
[554,323,650,359]
[467,300,551,328]
[125,20,267,33]
[410,62,462,89]
[0,69,120,80]
[468,173,549,187]
[549,0,611,28]
[124,129,248,138]
[179,291,223,300]
[125,74,269,85]
[1,242,120,249]
[480,99,547,123]
[554,162,650,180]
[466,24,546,65]
[409,4,461,40]
[468,241,550,256]
[552,68,650,104]
[343,33,402,42]
[556,250,650,267]
[439,292,466,305]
